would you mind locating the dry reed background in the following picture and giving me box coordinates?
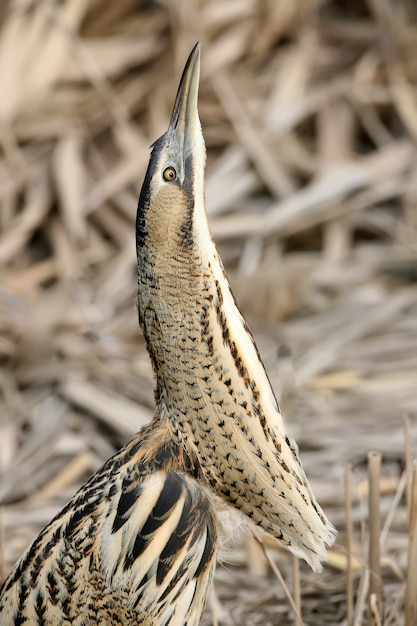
[0,0,417,624]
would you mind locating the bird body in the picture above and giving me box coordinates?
[0,44,335,625]
[0,422,217,625]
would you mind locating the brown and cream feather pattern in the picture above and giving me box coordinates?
[0,43,335,625]
[1,423,217,625]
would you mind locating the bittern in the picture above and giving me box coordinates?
[0,44,336,625]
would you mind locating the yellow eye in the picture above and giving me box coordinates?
[163,167,177,182]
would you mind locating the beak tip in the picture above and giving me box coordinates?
[168,43,202,138]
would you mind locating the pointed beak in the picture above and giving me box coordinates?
[166,43,201,169]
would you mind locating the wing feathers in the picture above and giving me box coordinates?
[101,469,218,624]
[1,455,218,626]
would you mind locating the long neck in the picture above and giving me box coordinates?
[137,197,288,497]
[137,195,334,572]
[137,197,282,441]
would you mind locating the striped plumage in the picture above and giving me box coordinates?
[1,423,216,624]
[0,44,336,625]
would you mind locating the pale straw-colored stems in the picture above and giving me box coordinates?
[367,450,382,626]
[345,463,354,626]
[255,535,305,626]
[405,460,417,626]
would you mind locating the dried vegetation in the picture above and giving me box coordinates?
[0,0,417,624]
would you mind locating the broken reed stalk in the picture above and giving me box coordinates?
[255,536,303,626]
[247,533,269,577]
[0,509,4,584]
[367,451,382,625]
[369,593,382,626]
[404,415,412,510]
[380,469,406,548]
[353,569,369,626]
[345,463,354,626]
[291,554,302,626]
[405,460,417,626]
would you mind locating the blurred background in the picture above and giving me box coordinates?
[0,1,417,624]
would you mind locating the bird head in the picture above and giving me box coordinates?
[136,43,206,258]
